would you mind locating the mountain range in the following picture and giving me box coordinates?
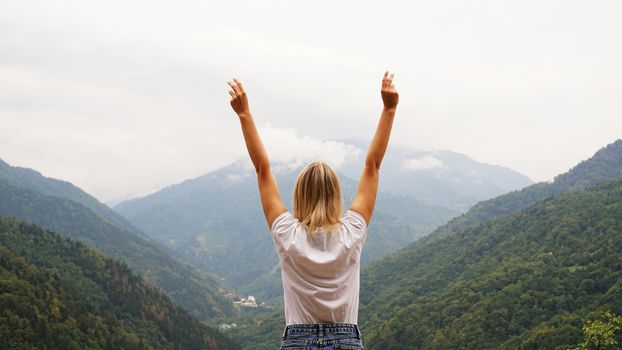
[114,144,531,299]
[337,139,534,211]
[4,138,619,349]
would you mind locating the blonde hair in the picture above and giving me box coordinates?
[293,161,344,234]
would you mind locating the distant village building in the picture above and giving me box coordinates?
[234,295,258,307]
[218,323,238,330]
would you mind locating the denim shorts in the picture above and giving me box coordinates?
[280,323,364,350]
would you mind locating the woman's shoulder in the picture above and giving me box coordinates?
[342,209,368,231]
[271,211,299,233]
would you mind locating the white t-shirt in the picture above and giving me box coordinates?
[270,209,368,325]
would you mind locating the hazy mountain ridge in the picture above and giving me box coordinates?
[337,139,535,210]
[114,159,461,300]
[0,216,240,350]
[0,159,235,320]
[411,138,622,250]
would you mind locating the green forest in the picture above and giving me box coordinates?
[358,177,622,349]
[0,216,240,349]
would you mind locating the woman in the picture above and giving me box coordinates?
[228,71,398,350]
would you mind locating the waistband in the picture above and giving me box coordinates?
[282,323,361,339]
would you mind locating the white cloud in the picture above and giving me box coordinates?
[259,123,363,174]
[402,155,446,172]
[222,125,363,182]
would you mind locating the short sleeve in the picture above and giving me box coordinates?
[343,209,368,231]
[270,211,299,252]
[341,209,368,248]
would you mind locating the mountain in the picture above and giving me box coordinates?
[338,139,534,211]
[114,160,459,300]
[0,159,234,319]
[0,216,240,350]
[0,159,140,234]
[354,139,622,349]
[411,138,622,250]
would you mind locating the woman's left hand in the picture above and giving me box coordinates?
[228,78,251,118]
[381,71,399,111]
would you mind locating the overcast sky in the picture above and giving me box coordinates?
[1,0,621,202]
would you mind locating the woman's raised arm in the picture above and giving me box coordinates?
[228,78,287,229]
[349,71,399,225]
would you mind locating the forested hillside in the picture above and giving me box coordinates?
[358,177,622,349]
[0,166,234,319]
[115,160,459,299]
[0,217,240,350]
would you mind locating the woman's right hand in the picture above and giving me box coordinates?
[228,78,251,118]
[381,71,399,110]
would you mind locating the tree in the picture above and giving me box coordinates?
[575,311,622,350]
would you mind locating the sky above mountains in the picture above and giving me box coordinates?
[1,0,621,202]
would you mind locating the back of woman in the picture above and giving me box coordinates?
[272,208,368,325]
[228,71,399,349]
